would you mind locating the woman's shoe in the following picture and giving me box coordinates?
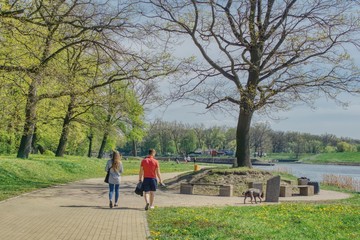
[109,201,113,208]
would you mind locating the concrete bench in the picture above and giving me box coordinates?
[180,183,233,197]
[280,185,314,197]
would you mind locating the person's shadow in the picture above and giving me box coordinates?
[60,205,143,211]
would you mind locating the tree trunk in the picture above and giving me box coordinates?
[234,106,253,168]
[17,81,38,159]
[87,133,93,158]
[234,43,260,167]
[56,95,75,157]
[132,140,137,156]
[98,114,111,159]
[55,119,71,157]
[97,132,108,159]
[31,125,38,154]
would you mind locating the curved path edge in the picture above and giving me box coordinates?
[0,173,351,240]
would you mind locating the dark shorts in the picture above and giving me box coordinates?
[143,178,158,192]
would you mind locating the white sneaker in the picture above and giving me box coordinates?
[150,206,155,209]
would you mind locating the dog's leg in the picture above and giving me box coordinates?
[244,195,247,204]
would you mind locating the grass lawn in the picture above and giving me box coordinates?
[147,194,360,240]
[0,154,196,201]
[1,154,359,239]
[265,152,360,165]
[300,152,360,164]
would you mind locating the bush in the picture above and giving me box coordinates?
[324,145,336,153]
[337,141,351,152]
[43,150,55,156]
[0,131,17,154]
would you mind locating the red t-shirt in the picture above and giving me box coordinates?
[141,156,159,179]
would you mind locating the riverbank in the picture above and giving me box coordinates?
[254,162,360,192]
[276,160,360,166]
[157,151,360,167]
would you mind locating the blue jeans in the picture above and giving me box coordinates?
[109,184,120,203]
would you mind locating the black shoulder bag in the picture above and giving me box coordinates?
[104,169,110,183]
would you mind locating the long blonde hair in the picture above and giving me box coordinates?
[111,151,122,170]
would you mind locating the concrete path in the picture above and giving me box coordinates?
[0,173,351,240]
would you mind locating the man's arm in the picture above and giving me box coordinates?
[156,167,162,183]
[139,166,144,182]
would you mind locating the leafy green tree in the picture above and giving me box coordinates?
[204,126,226,151]
[1,1,175,158]
[0,78,24,154]
[270,131,287,153]
[224,127,236,150]
[141,132,161,156]
[324,145,336,153]
[179,129,197,155]
[306,140,323,154]
[168,121,186,155]
[193,124,206,150]
[0,1,128,158]
[91,82,144,159]
[250,122,272,157]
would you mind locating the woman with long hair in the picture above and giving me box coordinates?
[105,150,124,208]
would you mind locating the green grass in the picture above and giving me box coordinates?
[1,154,359,239]
[0,155,105,201]
[266,152,360,165]
[146,165,360,240]
[266,153,305,160]
[147,196,360,240]
[0,154,196,201]
[300,152,360,164]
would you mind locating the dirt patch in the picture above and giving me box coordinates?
[163,168,274,196]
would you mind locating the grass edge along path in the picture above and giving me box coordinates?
[0,155,195,201]
[147,198,360,240]
[1,154,359,239]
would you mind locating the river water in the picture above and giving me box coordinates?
[254,163,360,186]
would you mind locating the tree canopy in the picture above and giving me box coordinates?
[0,0,176,158]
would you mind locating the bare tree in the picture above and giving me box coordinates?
[140,0,360,167]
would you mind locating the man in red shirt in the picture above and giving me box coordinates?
[139,149,163,210]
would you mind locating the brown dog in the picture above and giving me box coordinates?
[243,188,264,204]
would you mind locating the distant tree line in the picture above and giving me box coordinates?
[120,120,360,158]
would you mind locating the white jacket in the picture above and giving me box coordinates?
[105,160,124,184]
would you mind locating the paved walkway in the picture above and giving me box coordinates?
[0,173,351,240]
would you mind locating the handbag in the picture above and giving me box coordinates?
[104,169,110,183]
[135,181,143,196]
